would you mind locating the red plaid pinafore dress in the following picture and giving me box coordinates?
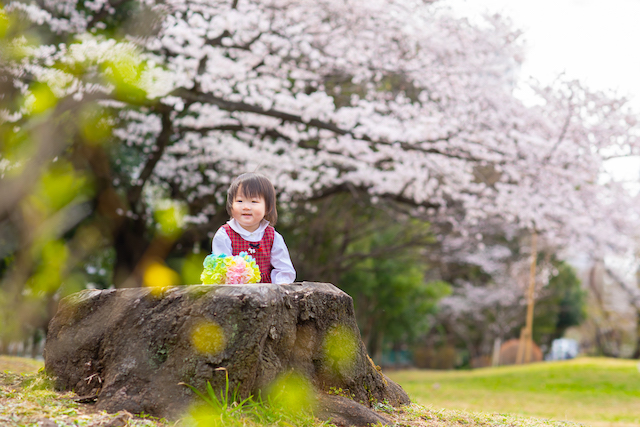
[222,224,275,283]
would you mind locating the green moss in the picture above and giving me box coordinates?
[326,386,355,400]
[149,344,169,368]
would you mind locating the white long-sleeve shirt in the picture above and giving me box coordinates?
[211,219,296,284]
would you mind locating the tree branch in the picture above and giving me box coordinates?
[126,106,173,207]
[172,88,478,161]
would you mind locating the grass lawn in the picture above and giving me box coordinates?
[387,357,640,427]
[0,355,43,374]
[1,355,587,427]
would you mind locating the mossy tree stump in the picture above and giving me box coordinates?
[44,282,409,424]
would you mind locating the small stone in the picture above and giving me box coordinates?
[101,412,132,427]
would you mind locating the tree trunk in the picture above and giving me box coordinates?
[112,216,150,287]
[632,322,640,359]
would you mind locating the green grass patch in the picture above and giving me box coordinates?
[181,368,325,427]
[387,357,640,426]
[386,403,586,427]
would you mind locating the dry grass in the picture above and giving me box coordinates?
[0,361,168,427]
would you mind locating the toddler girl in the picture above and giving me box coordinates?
[211,172,296,284]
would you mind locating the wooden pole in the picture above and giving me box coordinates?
[515,328,526,364]
[517,231,538,364]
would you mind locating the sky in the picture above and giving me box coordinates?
[444,0,640,181]
[444,0,640,102]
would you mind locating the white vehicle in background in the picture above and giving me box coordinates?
[546,338,579,361]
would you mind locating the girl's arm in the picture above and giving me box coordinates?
[211,227,233,256]
[271,232,296,284]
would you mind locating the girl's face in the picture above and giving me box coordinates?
[231,188,266,232]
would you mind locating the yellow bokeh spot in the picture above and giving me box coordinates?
[191,321,226,356]
[27,161,92,216]
[268,371,316,414]
[322,324,359,374]
[143,261,180,295]
[154,202,187,239]
[28,83,58,115]
[1,125,33,172]
[0,7,9,39]
[26,239,69,297]
[108,52,140,84]
[102,49,148,103]
[183,404,223,427]
[79,106,114,145]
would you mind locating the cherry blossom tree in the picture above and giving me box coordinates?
[1,0,640,350]
[429,224,585,364]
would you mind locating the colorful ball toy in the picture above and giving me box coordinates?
[200,252,261,284]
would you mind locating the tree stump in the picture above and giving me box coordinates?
[44,282,409,423]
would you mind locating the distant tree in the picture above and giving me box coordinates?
[533,260,585,349]
[585,263,640,358]
[278,192,450,357]
[429,227,585,363]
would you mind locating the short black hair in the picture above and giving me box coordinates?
[226,173,278,225]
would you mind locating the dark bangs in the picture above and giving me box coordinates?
[226,173,278,225]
